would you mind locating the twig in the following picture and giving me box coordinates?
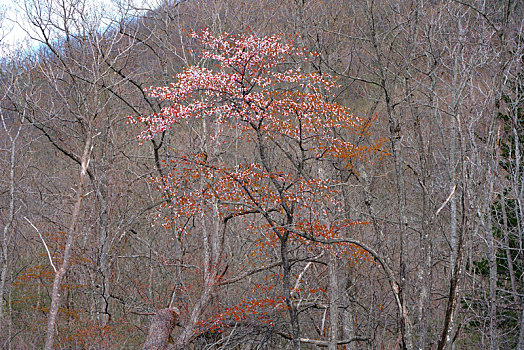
[24,217,57,273]
[435,185,457,218]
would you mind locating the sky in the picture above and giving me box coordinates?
[0,0,29,52]
[0,0,157,55]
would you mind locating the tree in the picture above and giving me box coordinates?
[133,30,385,349]
[468,32,524,350]
[2,0,521,347]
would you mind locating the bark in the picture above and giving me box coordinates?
[94,169,111,325]
[512,44,524,350]
[173,220,216,348]
[174,118,226,348]
[407,52,432,350]
[339,181,356,350]
[142,308,179,350]
[518,260,524,350]
[501,197,519,303]
[436,225,463,350]
[365,1,414,347]
[0,113,19,342]
[44,134,92,350]
[437,142,467,350]
[340,270,355,350]
[281,233,301,350]
[487,202,499,349]
[328,253,339,350]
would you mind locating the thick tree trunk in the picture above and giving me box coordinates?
[142,308,179,350]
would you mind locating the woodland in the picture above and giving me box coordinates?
[0,0,523,349]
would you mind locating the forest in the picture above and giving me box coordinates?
[0,0,523,349]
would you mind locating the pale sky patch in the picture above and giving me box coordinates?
[0,0,159,55]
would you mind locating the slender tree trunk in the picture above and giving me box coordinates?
[365,2,414,346]
[501,198,519,303]
[7,281,11,350]
[437,215,464,350]
[0,115,20,341]
[487,202,499,349]
[340,271,355,350]
[513,85,524,350]
[514,129,524,350]
[328,253,339,350]
[515,157,524,350]
[174,280,213,349]
[174,220,214,348]
[438,118,468,350]
[44,134,92,350]
[174,188,223,348]
[0,142,14,331]
[408,64,432,350]
[336,179,356,350]
[95,174,111,325]
[281,233,300,350]
[339,182,356,350]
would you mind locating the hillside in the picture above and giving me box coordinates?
[0,0,523,349]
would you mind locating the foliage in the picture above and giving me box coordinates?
[131,29,383,339]
[132,29,382,241]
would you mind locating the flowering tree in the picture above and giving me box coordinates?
[132,30,388,349]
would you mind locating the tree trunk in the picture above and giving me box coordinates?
[487,207,499,349]
[0,113,20,338]
[328,253,339,350]
[142,308,179,350]
[281,233,301,350]
[44,135,92,350]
